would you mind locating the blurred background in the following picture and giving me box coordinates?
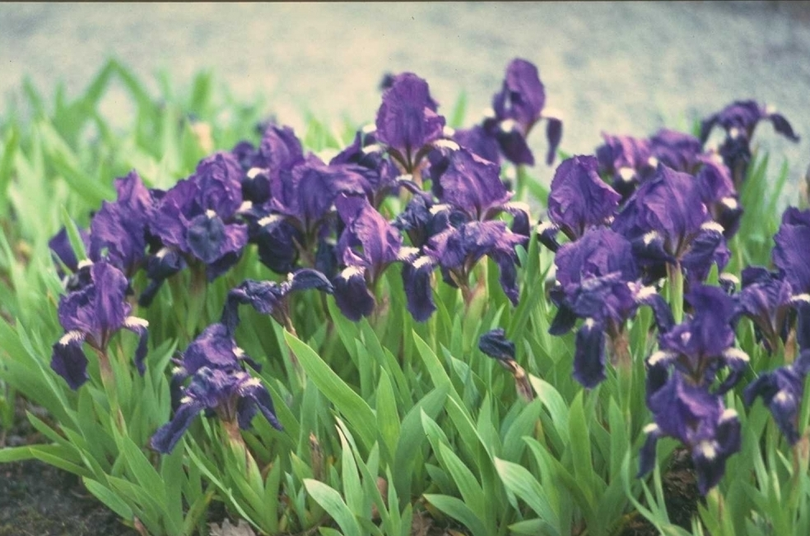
[1,2,809,188]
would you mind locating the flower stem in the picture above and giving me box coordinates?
[667,262,684,324]
[93,347,125,431]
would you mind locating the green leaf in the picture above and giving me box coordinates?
[304,479,362,536]
[424,494,488,536]
[438,442,486,521]
[83,478,135,522]
[494,457,560,534]
[376,370,401,461]
[285,331,376,451]
[529,374,570,444]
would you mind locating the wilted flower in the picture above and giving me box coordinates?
[51,261,149,389]
[639,368,741,495]
[478,328,533,401]
[150,323,281,454]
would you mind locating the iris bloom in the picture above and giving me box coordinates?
[222,269,334,334]
[611,165,728,283]
[89,171,156,277]
[736,267,799,353]
[249,155,370,276]
[150,323,281,454]
[700,100,799,185]
[537,155,621,251]
[744,351,810,445]
[639,368,741,495]
[649,285,748,394]
[549,228,672,388]
[142,153,249,305]
[773,208,810,294]
[486,58,563,166]
[375,72,446,176]
[51,261,149,389]
[331,194,432,321]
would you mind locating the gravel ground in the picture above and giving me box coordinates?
[2,2,809,191]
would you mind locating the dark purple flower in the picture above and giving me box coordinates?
[700,100,799,146]
[612,165,728,282]
[49,226,91,276]
[331,194,427,321]
[549,228,673,388]
[423,220,527,306]
[151,153,248,269]
[773,208,810,294]
[488,58,562,166]
[330,127,402,206]
[375,73,445,173]
[595,132,654,196]
[650,285,747,393]
[452,125,502,165]
[700,100,799,185]
[151,322,281,453]
[542,155,621,245]
[744,351,810,445]
[51,261,149,389]
[695,155,742,238]
[89,171,156,276]
[648,129,704,173]
[639,369,741,495]
[221,269,333,334]
[736,267,796,353]
[151,366,281,454]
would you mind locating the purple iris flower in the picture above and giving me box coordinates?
[538,155,621,251]
[250,155,370,275]
[695,154,743,238]
[330,127,403,207]
[647,129,704,173]
[452,125,502,165]
[595,132,654,197]
[149,152,248,275]
[221,269,334,334]
[649,285,748,394]
[150,323,281,454]
[49,226,91,276]
[773,208,810,294]
[549,228,672,388]
[419,219,527,307]
[51,261,149,390]
[639,368,741,495]
[612,165,728,283]
[331,194,429,321]
[89,171,156,277]
[736,266,797,353]
[744,351,810,445]
[375,73,446,175]
[487,58,563,166]
[431,148,530,236]
[700,100,799,185]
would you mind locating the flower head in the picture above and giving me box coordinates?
[639,369,741,495]
[51,261,148,389]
